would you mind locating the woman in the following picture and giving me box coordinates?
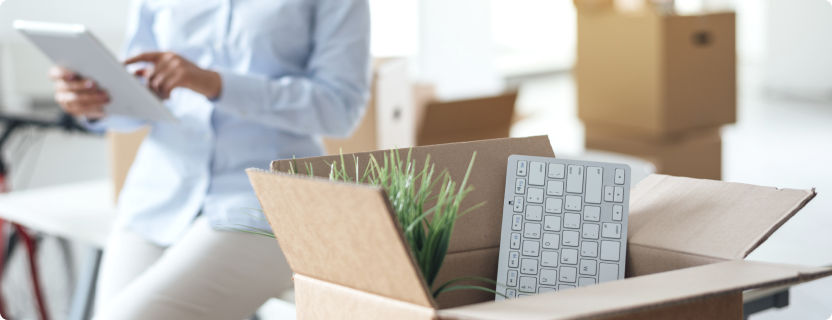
[50,0,371,319]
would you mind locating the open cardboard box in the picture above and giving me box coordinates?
[416,92,518,146]
[246,136,831,319]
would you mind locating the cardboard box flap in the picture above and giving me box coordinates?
[438,260,832,320]
[270,136,555,254]
[627,175,816,275]
[246,169,435,308]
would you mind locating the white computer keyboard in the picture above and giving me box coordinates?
[495,155,631,300]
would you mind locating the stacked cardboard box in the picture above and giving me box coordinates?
[248,136,831,319]
[575,2,736,180]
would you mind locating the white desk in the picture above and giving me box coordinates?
[0,179,116,320]
[0,179,115,247]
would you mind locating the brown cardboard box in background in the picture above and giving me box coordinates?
[575,7,736,137]
[417,92,517,146]
[324,58,415,155]
[413,83,437,140]
[248,136,830,320]
[107,127,149,203]
[585,122,722,180]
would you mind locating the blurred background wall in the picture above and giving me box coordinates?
[0,0,827,189]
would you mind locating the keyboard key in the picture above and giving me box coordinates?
[565,195,582,211]
[521,259,539,275]
[513,197,524,212]
[518,294,532,298]
[561,248,578,265]
[517,161,527,176]
[509,251,519,267]
[600,241,621,261]
[564,213,581,229]
[585,167,603,204]
[541,251,559,267]
[506,288,517,298]
[545,198,563,214]
[527,188,544,203]
[540,269,557,285]
[526,206,543,221]
[510,233,521,249]
[522,241,540,257]
[582,224,599,239]
[562,231,580,247]
[529,162,546,186]
[512,215,522,231]
[542,233,560,249]
[579,259,597,275]
[548,163,565,179]
[602,223,622,239]
[583,206,600,221]
[559,266,577,282]
[539,287,556,294]
[559,285,576,290]
[524,223,541,238]
[507,270,518,286]
[581,241,598,257]
[612,205,623,221]
[615,168,625,185]
[543,216,561,232]
[519,277,537,293]
[578,277,596,287]
[515,179,526,194]
[614,187,624,203]
[604,186,614,202]
[547,181,564,196]
[599,263,619,283]
[566,165,584,193]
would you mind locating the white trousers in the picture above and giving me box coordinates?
[93,217,294,320]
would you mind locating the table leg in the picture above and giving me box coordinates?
[743,289,789,320]
[68,247,102,320]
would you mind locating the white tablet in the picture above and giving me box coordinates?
[14,20,176,123]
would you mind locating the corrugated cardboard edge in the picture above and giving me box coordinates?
[625,175,818,276]
[246,169,437,308]
[741,187,817,258]
[437,261,832,320]
[294,274,438,320]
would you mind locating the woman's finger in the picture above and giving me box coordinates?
[49,66,79,81]
[55,91,109,110]
[124,52,164,65]
[55,79,98,92]
[159,72,185,99]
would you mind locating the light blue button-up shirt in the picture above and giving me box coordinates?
[92,0,371,246]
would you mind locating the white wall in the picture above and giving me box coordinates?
[419,0,503,100]
[765,0,832,97]
[491,0,576,76]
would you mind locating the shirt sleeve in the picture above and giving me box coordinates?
[212,0,372,138]
[85,0,157,133]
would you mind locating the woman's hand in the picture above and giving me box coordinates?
[125,52,222,100]
[50,67,109,119]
